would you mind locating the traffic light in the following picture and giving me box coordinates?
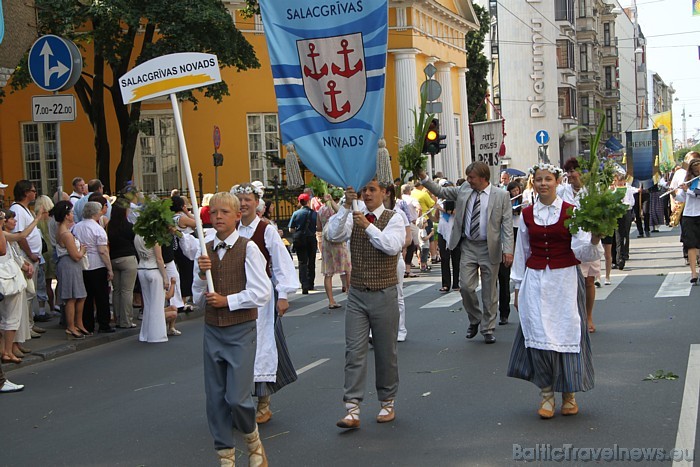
[422,118,447,155]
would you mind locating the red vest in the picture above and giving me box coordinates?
[522,202,580,270]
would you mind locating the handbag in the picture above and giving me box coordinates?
[0,259,27,296]
[79,254,90,271]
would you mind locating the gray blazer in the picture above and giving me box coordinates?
[422,178,514,264]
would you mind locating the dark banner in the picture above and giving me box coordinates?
[625,129,658,189]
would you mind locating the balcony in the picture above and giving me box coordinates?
[602,38,618,58]
[604,88,620,99]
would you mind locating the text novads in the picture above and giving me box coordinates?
[120,58,217,88]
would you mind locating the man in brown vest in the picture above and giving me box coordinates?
[326,179,406,429]
[193,192,271,467]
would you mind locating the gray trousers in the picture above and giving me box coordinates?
[459,239,499,335]
[111,256,137,327]
[344,285,399,402]
[203,322,257,450]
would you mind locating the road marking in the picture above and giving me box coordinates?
[595,274,627,300]
[286,293,348,317]
[297,358,330,375]
[655,272,693,298]
[421,293,462,309]
[673,344,700,467]
[403,283,435,298]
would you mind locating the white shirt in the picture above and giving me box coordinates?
[236,216,299,299]
[557,183,586,208]
[400,194,420,223]
[326,204,405,256]
[675,184,700,217]
[193,229,270,312]
[69,191,83,202]
[614,184,638,209]
[72,218,108,270]
[464,184,491,241]
[10,202,42,256]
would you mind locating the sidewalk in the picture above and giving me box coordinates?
[1,308,205,373]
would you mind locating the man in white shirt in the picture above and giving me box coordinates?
[194,192,270,467]
[10,180,46,334]
[73,179,111,222]
[327,179,405,429]
[69,177,86,203]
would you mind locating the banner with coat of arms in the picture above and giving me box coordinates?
[259,0,388,189]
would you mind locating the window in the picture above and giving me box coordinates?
[556,40,576,69]
[603,23,611,47]
[555,0,574,23]
[247,114,281,185]
[21,123,58,195]
[135,115,180,194]
[605,66,613,90]
[606,108,614,132]
[578,0,586,18]
[580,44,588,72]
[558,87,576,119]
[580,97,589,125]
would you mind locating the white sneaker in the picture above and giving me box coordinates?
[0,380,25,393]
[604,279,611,285]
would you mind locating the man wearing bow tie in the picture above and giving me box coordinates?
[419,163,514,344]
[326,179,405,429]
[193,192,271,467]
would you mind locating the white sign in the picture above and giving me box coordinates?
[119,52,221,105]
[472,119,504,185]
[32,94,76,122]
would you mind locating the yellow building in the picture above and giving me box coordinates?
[0,1,478,197]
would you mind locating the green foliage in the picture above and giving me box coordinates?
[307,177,327,197]
[643,370,679,382]
[133,197,178,249]
[465,3,490,123]
[398,83,433,180]
[565,115,628,237]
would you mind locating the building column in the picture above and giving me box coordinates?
[457,67,471,177]
[391,49,420,152]
[436,62,457,181]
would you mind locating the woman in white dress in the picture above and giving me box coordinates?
[134,235,169,343]
[508,163,601,419]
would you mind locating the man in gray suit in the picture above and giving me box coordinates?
[419,162,513,343]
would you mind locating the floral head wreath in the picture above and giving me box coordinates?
[528,163,563,178]
[231,184,265,198]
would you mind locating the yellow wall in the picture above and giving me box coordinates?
[0,5,473,194]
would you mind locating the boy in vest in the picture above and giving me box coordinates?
[326,179,405,429]
[193,192,270,467]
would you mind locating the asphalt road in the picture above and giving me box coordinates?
[3,227,699,466]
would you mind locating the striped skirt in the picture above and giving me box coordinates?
[507,268,594,393]
[254,314,298,397]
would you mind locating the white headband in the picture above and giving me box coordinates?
[528,163,564,178]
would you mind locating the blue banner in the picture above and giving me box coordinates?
[259,0,388,189]
[626,129,658,189]
[0,0,4,45]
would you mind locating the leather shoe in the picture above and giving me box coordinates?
[484,334,496,344]
[466,324,479,339]
[499,317,508,325]
[33,314,53,323]
[32,325,47,333]
[98,327,116,333]
[617,261,625,271]
[302,289,309,295]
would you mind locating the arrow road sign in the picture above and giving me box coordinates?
[536,129,550,145]
[28,35,82,92]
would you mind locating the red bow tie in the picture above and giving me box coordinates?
[365,213,377,224]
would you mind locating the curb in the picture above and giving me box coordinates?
[2,309,203,373]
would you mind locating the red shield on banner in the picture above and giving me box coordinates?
[297,33,366,124]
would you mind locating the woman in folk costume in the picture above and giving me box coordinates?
[508,163,601,419]
[232,183,300,423]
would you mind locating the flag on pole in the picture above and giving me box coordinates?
[625,129,659,189]
[651,111,673,166]
[259,0,389,190]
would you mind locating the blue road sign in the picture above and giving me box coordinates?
[536,129,550,145]
[28,35,82,92]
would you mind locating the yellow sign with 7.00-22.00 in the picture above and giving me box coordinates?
[119,52,221,105]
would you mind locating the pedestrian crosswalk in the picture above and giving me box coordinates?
[285,271,697,317]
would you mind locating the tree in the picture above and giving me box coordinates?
[7,0,259,192]
[465,3,490,123]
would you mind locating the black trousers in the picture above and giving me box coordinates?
[438,234,460,289]
[498,228,518,319]
[634,192,650,235]
[616,210,634,261]
[294,236,317,290]
[82,267,111,331]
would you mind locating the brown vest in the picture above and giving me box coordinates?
[350,209,399,290]
[204,236,258,327]
[250,219,272,278]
